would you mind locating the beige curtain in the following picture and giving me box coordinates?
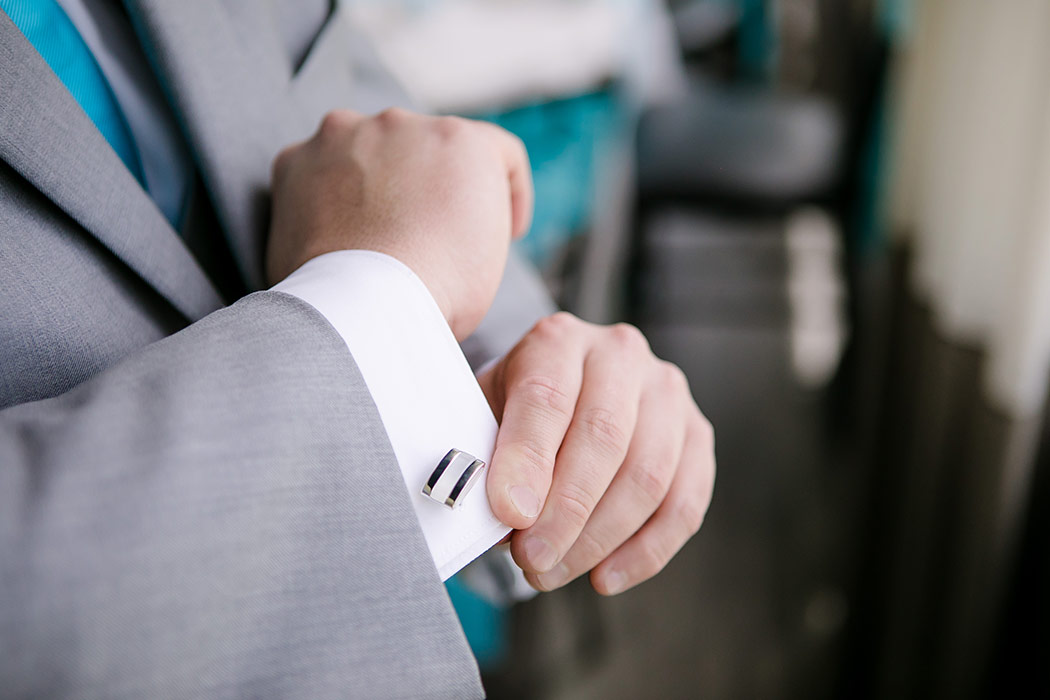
[888,0,1050,417]
[871,1,1050,697]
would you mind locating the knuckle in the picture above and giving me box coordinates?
[676,497,706,536]
[610,323,649,354]
[529,317,555,340]
[659,360,689,392]
[695,412,715,448]
[512,374,574,416]
[627,459,673,507]
[508,438,556,480]
[501,129,529,161]
[551,311,578,325]
[271,144,297,180]
[435,115,469,140]
[554,483,596,531]
[319,109,356,136]
[579,406,630,455]
[573,526,612,564]
[508,129,527,151]
[552,311,583,329]
[700,454,716,508]
[533,312,579,338]
[701,473,715,516]
[638,539,671,578]
[375,106,409,125]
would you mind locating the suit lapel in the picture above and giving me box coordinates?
[0,12,224,323]
[123,0,306,293]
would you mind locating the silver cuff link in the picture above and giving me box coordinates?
[422,448,486,509]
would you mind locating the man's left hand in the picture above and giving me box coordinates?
[478,312,715,595]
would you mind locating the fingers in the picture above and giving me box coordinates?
[589,410,716,596]
[312,108,368,156]
[486,314,585,530]
[475,121,534,238]
[528,363,689,591]
[511,324,647,574]
[484,311,714,595]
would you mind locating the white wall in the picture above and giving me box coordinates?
[885,0,1050,418]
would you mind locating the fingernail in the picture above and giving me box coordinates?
[536,563,570,591]
[522,535,559,573]
[508,484,541,519]
[602,570,626,595]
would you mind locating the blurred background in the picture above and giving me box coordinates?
[348,0,1050,697]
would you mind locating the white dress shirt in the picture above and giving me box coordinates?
[273,252,511,579]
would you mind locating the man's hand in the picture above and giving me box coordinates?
[267,108,533,340]
[479,313,715,595]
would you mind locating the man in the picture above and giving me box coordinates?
[0,1,715,697]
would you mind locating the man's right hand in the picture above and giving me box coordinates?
[266,108,533,341]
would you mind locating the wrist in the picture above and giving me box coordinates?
[272,249,459,336]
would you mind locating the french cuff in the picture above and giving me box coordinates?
[273,250,511,580]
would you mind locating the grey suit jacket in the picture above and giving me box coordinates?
[0,1,553,697]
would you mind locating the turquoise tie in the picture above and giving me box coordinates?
[1,0,145,184]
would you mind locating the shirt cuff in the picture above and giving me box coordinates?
[272,250,512,580]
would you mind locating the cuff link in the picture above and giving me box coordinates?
[423,448,486,509]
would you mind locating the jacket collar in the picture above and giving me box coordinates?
[0,10,224,322]
[122,0,307,293]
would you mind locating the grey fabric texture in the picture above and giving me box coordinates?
[0,0,556,696]
[0,12,224,323]
[0,293,480,699]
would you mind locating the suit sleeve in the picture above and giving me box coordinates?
[0,291,483,700]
